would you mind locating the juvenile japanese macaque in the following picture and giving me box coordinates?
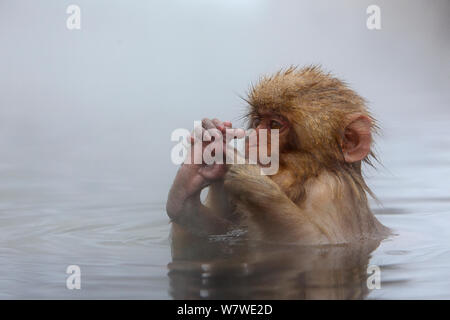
[166,66,390,245]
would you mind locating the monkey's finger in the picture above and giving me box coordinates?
[223,121,232,128]
[199,164,226,180]
[193,126,211,142]
[193,125,203,141]
[212,118,227,133]
[203,128,212,141]
[224,128,246,142]
[202,118,217,130]
[188,132,209,145]
[187,133,195,144]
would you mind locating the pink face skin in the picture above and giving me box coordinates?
[245,113,291,163]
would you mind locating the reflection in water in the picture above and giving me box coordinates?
[168,232,382,299]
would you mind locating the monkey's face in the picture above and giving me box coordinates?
[246,66,375,167]
[245,112,291,164]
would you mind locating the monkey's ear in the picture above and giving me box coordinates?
[341,114,372,163]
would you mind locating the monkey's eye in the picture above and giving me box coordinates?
[253,118,261,128]
[270,120,283,129]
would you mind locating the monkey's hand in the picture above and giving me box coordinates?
[166,162,234,236]
[166,118,244,236]
[185,118,245,183]
[224,165,326,243]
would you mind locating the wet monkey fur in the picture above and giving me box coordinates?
[166,66,390,244]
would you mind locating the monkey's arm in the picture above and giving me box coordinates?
[166,164,233,236]
[224,165,328,243]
